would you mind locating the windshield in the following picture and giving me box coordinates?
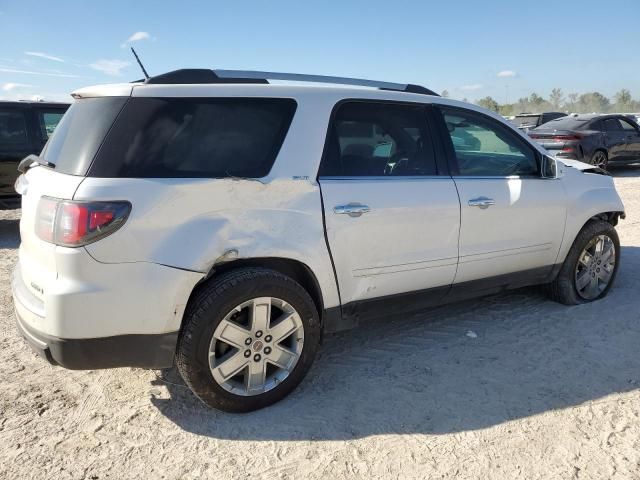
[40,97,128,175]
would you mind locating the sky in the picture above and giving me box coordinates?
[1,0,639,103]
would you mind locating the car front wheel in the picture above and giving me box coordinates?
[549,219,620,305]
[177,267,321,412]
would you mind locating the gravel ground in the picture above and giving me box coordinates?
[1,167,640,479]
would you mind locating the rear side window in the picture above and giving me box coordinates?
[603,118,624,132]
[319,101,437,177]
[0,109,28,148]
[90,98,296,178]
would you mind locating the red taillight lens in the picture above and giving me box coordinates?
[35,197,131,247]
[551,135,582,141]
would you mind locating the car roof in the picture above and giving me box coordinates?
[0,100,70,108]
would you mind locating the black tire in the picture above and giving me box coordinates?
[176,267,321,413]
[549,220,620,305]
[590,149,609,170]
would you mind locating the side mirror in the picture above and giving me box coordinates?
[541,155,560,178]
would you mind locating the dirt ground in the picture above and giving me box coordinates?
[1,167,639,480]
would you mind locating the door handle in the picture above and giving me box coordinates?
[333,203,370,217]
[468,197,495,209]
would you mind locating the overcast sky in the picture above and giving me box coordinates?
[1,0,638,103]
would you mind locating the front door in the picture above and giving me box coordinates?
[602,118,629,161]
[620,117,640,159]
[435,106,566,288]
[318,101,460,309]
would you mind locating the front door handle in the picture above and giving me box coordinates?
[333,203,370,217]
[468,197,495,209]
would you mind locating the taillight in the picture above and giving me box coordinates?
[35,197,131,247]
[551,135,582,141]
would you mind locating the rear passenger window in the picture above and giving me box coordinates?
[603,118,624,132]
[0,109,28,148]
[319,102,436,177]
[440,107,539,177]
[91,98,296,178]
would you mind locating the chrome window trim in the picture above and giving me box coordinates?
[318,175,450,181]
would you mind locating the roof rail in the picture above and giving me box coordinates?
[143,69,439,96]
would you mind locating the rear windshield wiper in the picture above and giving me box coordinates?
[17,154,55,174]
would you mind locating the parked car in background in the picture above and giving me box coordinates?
[12,69,625,412]
[0,101,69,207]
[529,113,640,169]
[510,112,566,131]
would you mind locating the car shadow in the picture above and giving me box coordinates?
[0,219,20,249]
[608,162,640,177]
[151,245,640,441]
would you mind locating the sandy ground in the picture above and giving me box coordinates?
[1,167,640,480]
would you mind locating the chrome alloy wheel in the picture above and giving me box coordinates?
[574,234,616,300]
[591,151,608,168]
[209,297,305,396]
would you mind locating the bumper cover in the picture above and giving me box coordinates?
[15,308,178,369]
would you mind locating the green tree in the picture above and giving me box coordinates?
[567,93,579,112]
[614,89,632,111]
[476,96,500,112]
[549,88,564,109]
[577,92,610,113]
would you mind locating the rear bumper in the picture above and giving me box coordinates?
[12,253,203,370]
[14,307,177,369]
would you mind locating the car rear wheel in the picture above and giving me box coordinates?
[176,267,321,412]
[590,150,608,169]
[549,220,619,305]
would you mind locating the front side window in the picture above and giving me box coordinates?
[440,107,538,177]
[0,109,28,148]
[319,102,436,177]
[620,118,639,132]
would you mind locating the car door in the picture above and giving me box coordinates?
[434,105,566,292]
[619,117,640,158]
[318,101,461,311]
[0,107,34,196]
[602,118,628,161]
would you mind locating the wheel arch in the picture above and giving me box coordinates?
[181,257,327,333]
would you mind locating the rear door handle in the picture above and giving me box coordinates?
[468,197,495,209]
[333,203,370,217]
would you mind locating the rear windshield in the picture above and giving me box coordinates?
[511,115,540,127]
[41,97,127,175]
[534,117,590,130]
[90,97,296,178]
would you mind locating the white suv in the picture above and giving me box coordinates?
[13,70,625,412]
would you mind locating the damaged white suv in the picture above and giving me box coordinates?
[13,70,625,412]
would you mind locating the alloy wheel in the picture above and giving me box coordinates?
[209,297,305,396]
[574,234,616,300]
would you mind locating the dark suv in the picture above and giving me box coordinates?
[0,101,69,206]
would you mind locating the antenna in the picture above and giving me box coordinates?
[130,47,150,80]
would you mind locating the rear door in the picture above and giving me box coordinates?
[434,105,566,290]
[319,101,460,310]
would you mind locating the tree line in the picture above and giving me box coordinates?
[441,89,640,116]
